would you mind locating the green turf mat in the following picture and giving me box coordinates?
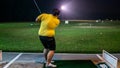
[43,60,97,68]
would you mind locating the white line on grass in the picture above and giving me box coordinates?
[3,53,23,68]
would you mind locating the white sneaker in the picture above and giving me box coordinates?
[45,61,55,63]
[51,61,55,63]
[46,63,57,68]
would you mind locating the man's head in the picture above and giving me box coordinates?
[52,8,60,16]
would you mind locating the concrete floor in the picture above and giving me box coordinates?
[0,52,120,68]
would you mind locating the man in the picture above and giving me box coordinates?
[36,8,60,68]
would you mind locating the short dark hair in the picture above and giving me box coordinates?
[52,8,60,16]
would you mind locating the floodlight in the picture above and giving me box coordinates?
[61,5,66,10]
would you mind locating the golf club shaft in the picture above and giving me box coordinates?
[33,0,41,13]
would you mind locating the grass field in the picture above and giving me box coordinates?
[0,20,120,53]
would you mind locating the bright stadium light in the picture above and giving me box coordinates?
[60,3,73,13]
[61,5,66,10]
[60,1,74,20]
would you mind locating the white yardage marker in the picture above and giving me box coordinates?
[3,53,23,68]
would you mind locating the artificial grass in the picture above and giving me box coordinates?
[43,60,97,68]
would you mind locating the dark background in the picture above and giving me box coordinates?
[0,0,119,22]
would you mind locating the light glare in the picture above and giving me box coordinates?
[61,5,66,10]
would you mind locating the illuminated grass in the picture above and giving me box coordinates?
[0,21,120,53]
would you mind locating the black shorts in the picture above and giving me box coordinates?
[39,36,56,50]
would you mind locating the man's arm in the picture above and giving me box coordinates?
[35,15,41,22]
[35,13,46,22]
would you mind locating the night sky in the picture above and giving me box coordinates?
[0,0,120,22]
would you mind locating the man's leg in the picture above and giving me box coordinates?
[45,37,56,67]
[43,48,49,61]
[46,50,55,65]
[46,50,56,67]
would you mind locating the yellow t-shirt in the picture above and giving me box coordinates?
[37,13,60,37]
